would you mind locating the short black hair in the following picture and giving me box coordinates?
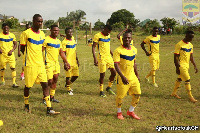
[2,23,9,29]
[65,27,72,33]
[50,25,58,30]
[33,14,42,20]
[104,24,112,31]
[123,31,132,37]
[153,27,158,30]
[186,30,194,35]
[127,29,132,33]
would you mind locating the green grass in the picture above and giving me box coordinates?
[0,30,200,133]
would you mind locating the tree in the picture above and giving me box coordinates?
[57,17,73,29]
[44,20,55,28]
[160,17,178,29]
[79,22,90,29]
[112,21,124,30]
[94,19,105,29]
[107,9,139,28]
[144,19,161,33]
[66,10,86,27]
[4,18,19,28]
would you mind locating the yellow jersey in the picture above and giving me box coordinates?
[20,28,45,66]
[174,40,193,68]
[43,35,61,65]
[93,32,111,59]
[113,45,137,81]
[143,35,160,55]
[62,37,77,66]
[0,32,16,56]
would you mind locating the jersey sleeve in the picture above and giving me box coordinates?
[113,48,120,63]
[11,33,16,41]
[20,31,27,45]
[143,36,150,44]
[93,34,99,43]
[174,43,181,54]
[61,40,66,52]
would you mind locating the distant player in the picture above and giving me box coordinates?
[140,27,160,87]
[171,30,198,103]
[20,14,60,115]
[114,31,141,120]
[92,25,116,97]
[18,23,31,80]
[62,27,79,95]
[0,23,19,87]
[43,25,70,102]
[117,28,133,45]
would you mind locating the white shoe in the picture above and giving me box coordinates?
[153,83,158,88]
[67,90,73,95]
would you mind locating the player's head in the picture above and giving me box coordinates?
[185,30,194,42]
[103,24,112,36]
[65,27,73,38]
[25,23,31,30]
[127,29,132,34]
[50,25,59,38]
[2,23,10,34]
[152,27,159,36]
[32,14,43,29]
[122,31,132,47]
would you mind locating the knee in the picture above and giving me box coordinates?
[10,68,15,71]
[1,68,5,71]
[177,78,182,82]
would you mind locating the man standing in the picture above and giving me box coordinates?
[20,14,60,115]
[140,27,160,87]
[0,23,19,87]
[92,25,116,97]
[114,31,141,120]
[171,30,198,103]
[43,25,70,102]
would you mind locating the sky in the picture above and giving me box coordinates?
[0,0,182,25]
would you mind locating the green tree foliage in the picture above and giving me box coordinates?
[57,17,73,29]
[94,19,105,29]
[44,20,55,28]
[4,18,19,28]
[144,19,161,33]
[107,9,139,28]
[79,22,90,29]
[160,17,178,29]
[66,10,86,27]
[112,21,124,30]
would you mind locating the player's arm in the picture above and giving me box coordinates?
[114,62,129,85]
[174,54,180,75]
[140,41,151,56]
[110,50,113,56]
[92,42,98,66]
[76,52,79,67]
[8,41,17,56]
[190,53,198,73]
[134,60,140,82]
[117,28,128,39]
[18,41,21,57]
[59,48,70,70]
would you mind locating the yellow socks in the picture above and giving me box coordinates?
[145,71,151,79]
[172,80,181,94]
[44,96,51,107]
[151,70,156,84]
[50,88,56,97]
[66,85,71,91]
[108,81,113,88]
[131,94,140,107]
[100,84,103,91]
[12,70,16,84]
[24,96,29,104]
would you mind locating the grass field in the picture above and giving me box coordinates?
[0,29,200,133]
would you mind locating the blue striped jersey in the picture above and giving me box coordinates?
[143,35,160,55]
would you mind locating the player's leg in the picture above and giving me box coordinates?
[65,66,73,95]
[106,68,116,95]
[185,80,197,103]
[10,68,19,88]
[69,65,79,92]
[50,73,60,102]
[24,86,31,112]
[171,78,182,99]
[0,68,5,85]
[116,78,129,120]
[99,72,106,97]
[127,80,141,120]
[0,57,6,85]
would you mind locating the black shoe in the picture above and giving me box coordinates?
[25,104,30,112]
[106,87,116,95]
[100,91,106,97]
[47,107,60,116]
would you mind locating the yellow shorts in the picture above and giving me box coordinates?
[116,76,141,99]
[149,55,160,70]
[24,65,47,88]
[98,56,114,73]
[178,66,190,81]
[45,63,60,80]
[0,54,15,69]
[65,65,79,77]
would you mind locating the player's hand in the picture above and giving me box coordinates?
[176,68,180,75]
[194,66,198,73]
[94,59,98,66]
[121,75,129,85]
[64,63,70,71]
[18,52,21,57]
[77,60,80,67]
[0,49,2,54]
[8,50,13,56]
